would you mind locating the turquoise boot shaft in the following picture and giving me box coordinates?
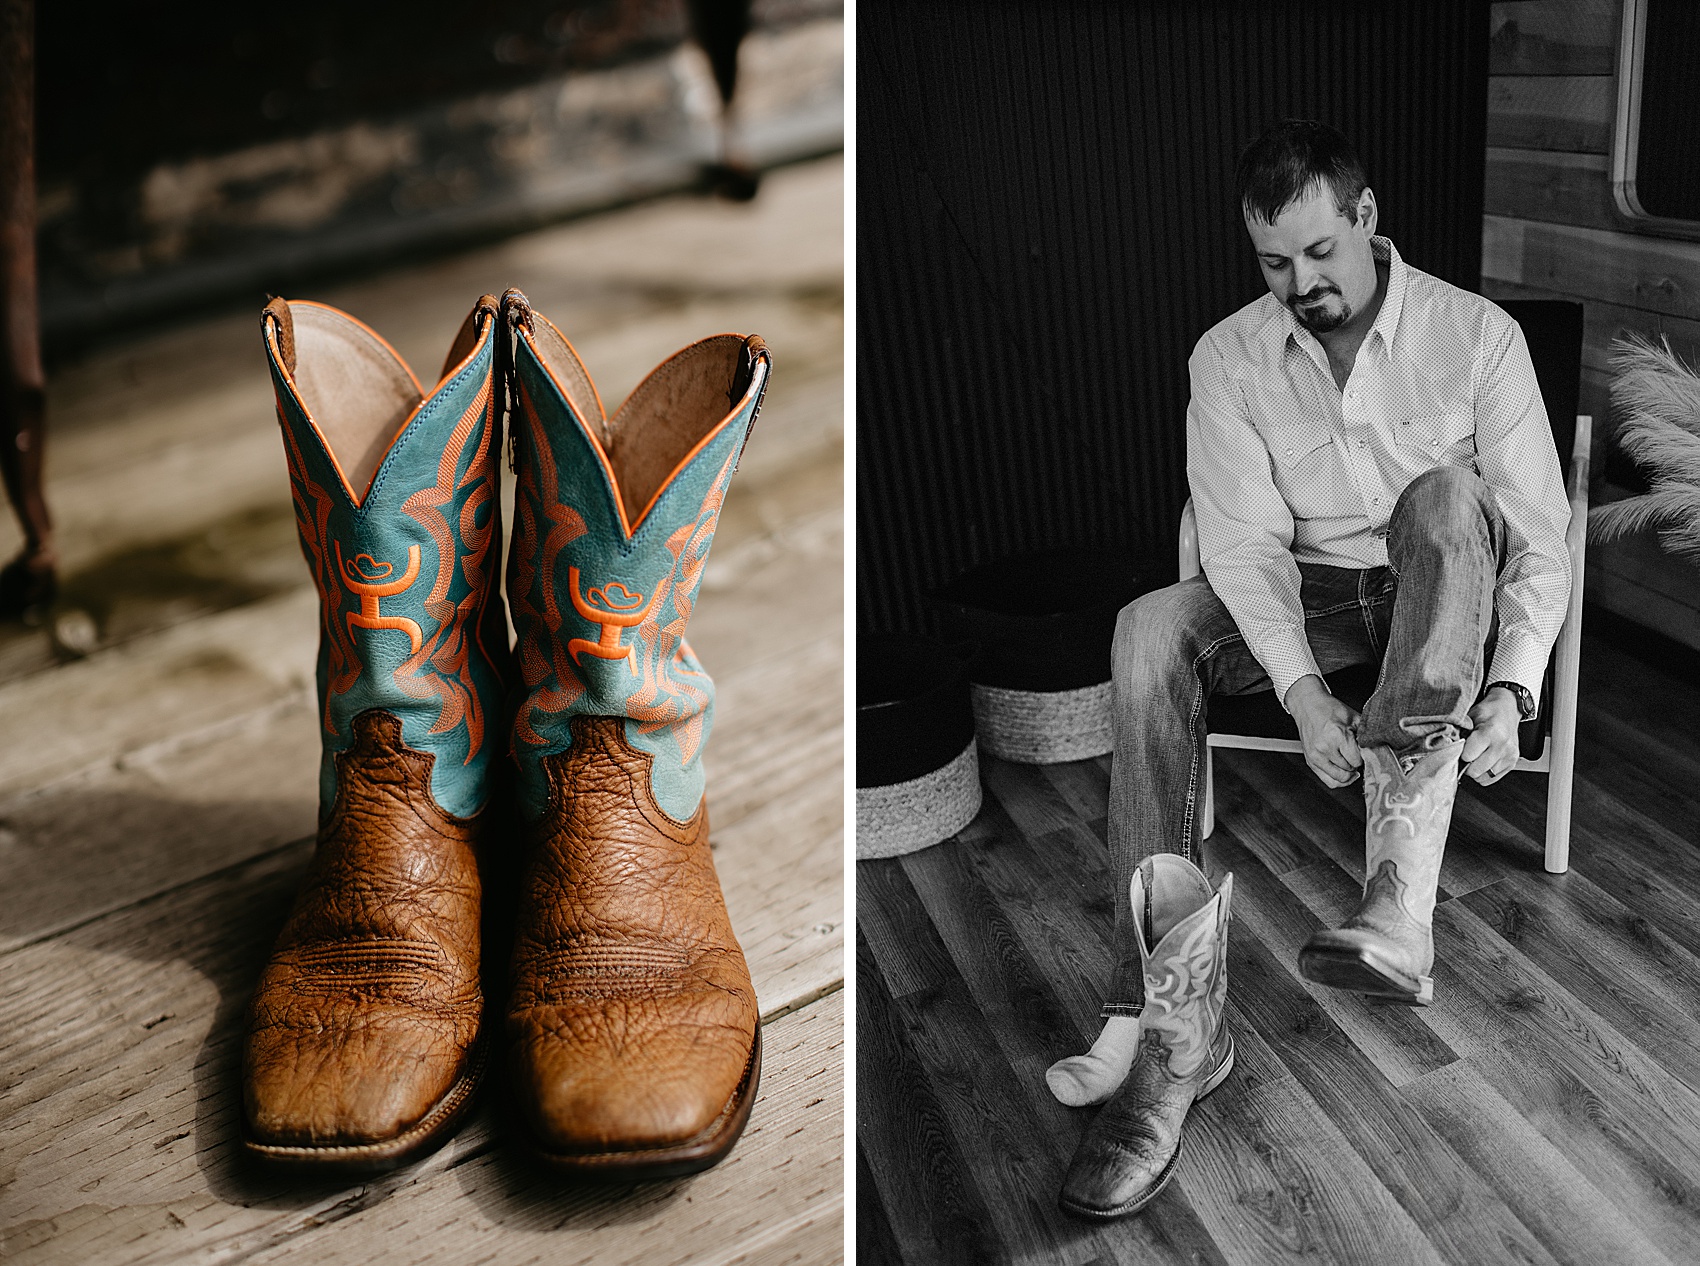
[503,293,770,823]
[262,297,514,820]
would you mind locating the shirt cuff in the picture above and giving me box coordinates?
[1486,634,1550,704]
[1258,633,1323,711]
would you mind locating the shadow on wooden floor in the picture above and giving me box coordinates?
[858,615,1700,1266]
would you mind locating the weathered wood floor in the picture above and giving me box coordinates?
[0,157,843,1265]
[858,616,1700,1265]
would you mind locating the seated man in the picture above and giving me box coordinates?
[1048,119,1571,1107]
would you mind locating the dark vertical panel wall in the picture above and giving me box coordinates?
[858,0,1489,634]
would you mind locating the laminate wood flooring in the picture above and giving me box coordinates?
[857,620,1700,1266]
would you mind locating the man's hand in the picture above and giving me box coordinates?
[1462,687,1522,785]
[1284,675,1363,789]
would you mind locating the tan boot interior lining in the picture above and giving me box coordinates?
[527,319,606,446]
[608,337,745,526]
[289,303,423,501]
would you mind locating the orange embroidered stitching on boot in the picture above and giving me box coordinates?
[275,405,361,731]
[338,542,424,652]
[566,568,660,668]
[398,384,498,759]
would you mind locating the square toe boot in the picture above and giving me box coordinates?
[243,297,515,1169]
[1060,855,1234,1219]
[499,290,770,1177]
[1298,737,1465,1006]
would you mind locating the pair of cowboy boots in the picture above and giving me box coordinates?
[241,291,769,1177]
[1057,739,1461,1219]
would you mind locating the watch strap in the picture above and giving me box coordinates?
[1486,680,1536,721]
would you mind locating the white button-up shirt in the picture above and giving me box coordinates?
[1186,236,1571,708]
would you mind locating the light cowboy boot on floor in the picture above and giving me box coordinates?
[499,289,769,1177]
[1060,855,1235,1220]
[1048,854,1228,1107]
[1298,737,1465,1006]
[243,296,513,1169]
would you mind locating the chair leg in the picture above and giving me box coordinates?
[1200,746,1215,840]
[1545,744,1573,874]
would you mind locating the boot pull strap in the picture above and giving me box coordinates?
[263,296,296,376]
[731,334,770,473]
[439,293,499,383]
[498,289,535,473]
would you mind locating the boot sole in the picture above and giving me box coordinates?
[519,1027,762,1181]
[242,1035,486,1174]
[1299,935,1433,1006]
[1057,1034,1236,1221]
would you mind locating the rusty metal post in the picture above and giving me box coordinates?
[0,0,55,620]
[687,0,759,201]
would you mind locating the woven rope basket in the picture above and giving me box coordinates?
[971,681,1113,764]
[855,740,982,859]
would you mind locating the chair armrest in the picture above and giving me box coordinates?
[1563,414,1591,629]
[1179,498,1201,581]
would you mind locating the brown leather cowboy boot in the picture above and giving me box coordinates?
[1299,737,1465,1005]
[499,289,769,1177]
[242,296,513,1169]
[1060,854,1234,1219]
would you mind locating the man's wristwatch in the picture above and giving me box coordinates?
[1485,680,1537,721]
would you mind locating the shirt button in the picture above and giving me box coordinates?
[1357,438,1366,448]
[1285,448,1293,456]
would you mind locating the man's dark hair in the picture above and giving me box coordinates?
[1236,120,1368,226]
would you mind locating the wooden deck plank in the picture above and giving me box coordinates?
[223,991,843,1266]
[0,618,839,959]
[0,154,842,1266]
[0,157,843,579]
[0,831,840,1265]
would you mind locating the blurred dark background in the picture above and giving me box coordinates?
[31,0,841,353]
[857,0,1490,636]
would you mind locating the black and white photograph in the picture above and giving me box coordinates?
[857,1,1700,1262]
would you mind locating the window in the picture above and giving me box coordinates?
[1613,0,1700,233]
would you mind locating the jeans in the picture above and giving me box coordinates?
[1102,466,1508,1007]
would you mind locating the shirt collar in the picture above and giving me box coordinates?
[1259,233,1406,358]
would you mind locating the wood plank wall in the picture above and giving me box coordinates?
[1483,0,1700,650]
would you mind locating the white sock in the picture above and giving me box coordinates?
[1045,1015,1141,1106]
